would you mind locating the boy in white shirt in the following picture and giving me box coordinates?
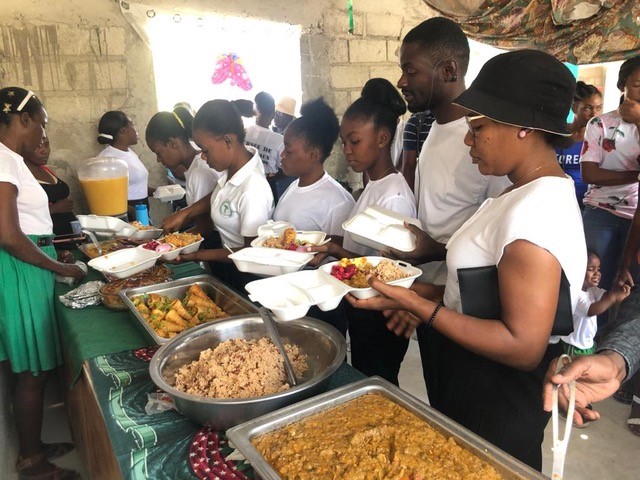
[562,251,631,356]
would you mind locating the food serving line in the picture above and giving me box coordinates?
[54,212,551,480]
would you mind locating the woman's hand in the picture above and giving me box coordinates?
[176,252,198,263]
[56,263,86,281]
[384,222,445,265]
[305,243,332,267]
[162,209,189,233]
[614,266,635,288]
[50,198,73,214]
[385,310,423,338]
[619,98,640,127]
[345,276,420,312]
[57,250,75,264]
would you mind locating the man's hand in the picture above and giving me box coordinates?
[542,351,627,426]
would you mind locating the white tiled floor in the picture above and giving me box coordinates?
[1,341,639,479]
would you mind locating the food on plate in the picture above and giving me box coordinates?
[130,221,156,230]
[100,272,170,310]
[252,393,504,480]
[174,337,307,399]
[330,258,410,288]
[162,232,202,248]
[131,284,228,338]
[141,240,174,253]
[262,228,313,251]
[80,238,136,259]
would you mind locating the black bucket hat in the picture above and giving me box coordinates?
[454,49,575,136]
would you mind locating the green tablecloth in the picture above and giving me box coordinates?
[88,347,365,480]
[55,262,206,381]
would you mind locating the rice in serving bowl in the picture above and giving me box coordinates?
[174,338,308,399]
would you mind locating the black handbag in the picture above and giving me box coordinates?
[457,265,573,336]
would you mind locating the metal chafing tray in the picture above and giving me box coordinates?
[119,274,258,344]
[226,377,547,480]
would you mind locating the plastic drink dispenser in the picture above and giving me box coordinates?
[78,157,128,216]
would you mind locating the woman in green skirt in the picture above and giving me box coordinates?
[0,87,85,480]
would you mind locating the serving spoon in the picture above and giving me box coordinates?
[258,307,298,387]
[82,230,103,256]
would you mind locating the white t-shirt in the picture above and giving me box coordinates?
[444,176,587,322]
[184,154,220,205]
[210,147,274,248]
[273,172,355,236]
[98,145,149,201]
[581,111,640,219]
[0,142,53,234]
[244,124,284,175]
[343,172,416,256]
[560,286,606,350]
[415,118,511,284]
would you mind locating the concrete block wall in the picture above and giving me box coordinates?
[0,0,435,211]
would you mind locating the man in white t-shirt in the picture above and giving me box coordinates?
[391,18,510,285]
[244,92,284,176]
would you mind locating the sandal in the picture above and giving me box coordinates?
[628,395,640,437]
[16,452,81,480]
[41,442,75,461]
[614,388,634,404]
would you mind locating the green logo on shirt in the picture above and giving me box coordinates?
[219,200,235,218]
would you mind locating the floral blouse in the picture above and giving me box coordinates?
[580,111,640,219]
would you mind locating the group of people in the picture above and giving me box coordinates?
[1,14,640,480]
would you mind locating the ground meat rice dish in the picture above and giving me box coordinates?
[253,393,504,480]
[174,338,307,399]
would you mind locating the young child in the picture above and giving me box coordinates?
[561,250,631,356]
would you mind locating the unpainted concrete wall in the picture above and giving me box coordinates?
[0,0,435,214]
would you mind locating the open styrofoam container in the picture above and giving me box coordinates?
[88,247,160,279]
[77,214,138,238]
[250,231,327,249]
[343,206,422,253]
[320,256,422,299]
[138,237,204,261]
[129,227,163,241]
[153,185,186,202]
[228,247,314,276]
[245,269,350,321]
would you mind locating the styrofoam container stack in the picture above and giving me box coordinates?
[153,185,186,202]
[245,270,350,321]
[342,206,422,253]
[228,247,314,276]
[88,247,160,279]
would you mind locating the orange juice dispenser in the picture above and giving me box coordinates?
[78,157,128,216]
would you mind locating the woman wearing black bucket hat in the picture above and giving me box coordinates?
[347,50,588,470]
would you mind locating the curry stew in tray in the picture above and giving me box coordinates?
[252,393,503,480]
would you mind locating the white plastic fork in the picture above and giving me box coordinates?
[551,354,576,480]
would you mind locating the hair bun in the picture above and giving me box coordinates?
[361,78,407,117]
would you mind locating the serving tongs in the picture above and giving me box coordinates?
[258,307,298,387]
[551,354,576,480]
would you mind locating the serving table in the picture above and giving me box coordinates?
[54,262,364,479]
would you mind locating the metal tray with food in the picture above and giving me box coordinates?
[77,237,139,259]
[226,377,546,480]
[119,274,258,344]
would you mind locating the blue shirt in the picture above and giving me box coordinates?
[556,141,586,206]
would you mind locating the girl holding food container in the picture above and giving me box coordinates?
[309,78,417,385]
[0,87,85,480]
[161,99,274,290]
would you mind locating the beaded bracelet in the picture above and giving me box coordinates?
[428,300,445,329]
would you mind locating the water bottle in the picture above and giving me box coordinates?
[135,204,150,226]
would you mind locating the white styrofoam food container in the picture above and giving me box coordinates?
[228,247,314,276]
[129,227,163,241]
[256,220,294,238]
[77,214,138,238]
[88,248,160,279]
[342,206,422,253]
[250,231,327,249]
[138,238,204,261]
[320,256,422,299]
[153,185,186,202]
[245,270,350,321]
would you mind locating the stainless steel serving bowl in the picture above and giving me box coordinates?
[149,314,347,429]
